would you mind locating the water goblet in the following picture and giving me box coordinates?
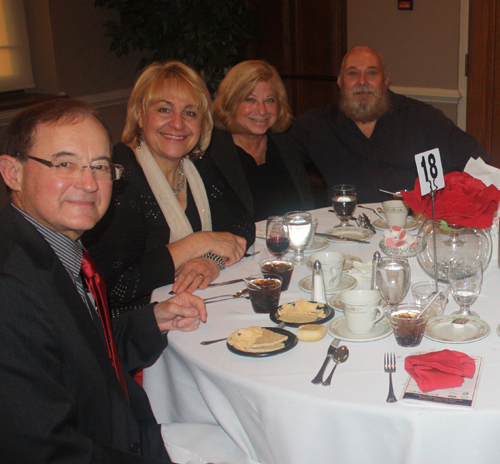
[376,257,411,313]
[448,258,483,317]
[284,211,313,264]
[332,184,357,227]
[266,216,290,259]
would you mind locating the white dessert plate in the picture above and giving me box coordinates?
[373,217,419,231]
[323,227,374,244]
[424,315,490,343]
[298,275,357,295]
[327,316,393,342]
[306,254,362,272]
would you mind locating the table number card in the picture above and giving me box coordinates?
[415,148,445,196]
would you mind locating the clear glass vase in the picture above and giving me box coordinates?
[416,219,492,283]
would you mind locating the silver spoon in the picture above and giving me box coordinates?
[322,345,349,386]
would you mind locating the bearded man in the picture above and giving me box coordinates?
[291,46,489,203]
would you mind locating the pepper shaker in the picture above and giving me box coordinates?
[370,251,381,290]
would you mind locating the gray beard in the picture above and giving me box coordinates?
[339,87,391,123]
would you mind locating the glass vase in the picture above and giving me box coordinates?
[416,219,492,283]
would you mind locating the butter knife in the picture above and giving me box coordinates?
[311,338,341,384]
[316,232,370,244]
[208,278,245,287]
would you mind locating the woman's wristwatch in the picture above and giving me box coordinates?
[202,252,226,270]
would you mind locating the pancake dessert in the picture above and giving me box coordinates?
[228,326,288,353]
[278,299,326,323]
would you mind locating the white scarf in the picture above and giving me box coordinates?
[135,142,212,243]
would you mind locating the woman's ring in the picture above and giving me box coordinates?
[199,274,205,279]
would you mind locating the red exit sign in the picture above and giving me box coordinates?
[398,0,413,10]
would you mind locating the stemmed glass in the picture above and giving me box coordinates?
[266,216,290,259]
[332,184,357,227]
[376,257,411,313]
[448,258,483,317]
[284,211,313,264]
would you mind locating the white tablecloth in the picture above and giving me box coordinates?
[144,206,500,464]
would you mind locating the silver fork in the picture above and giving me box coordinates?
[384,353,397,403]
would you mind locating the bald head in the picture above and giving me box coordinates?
[339,46,388,85]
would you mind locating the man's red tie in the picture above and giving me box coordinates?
[81,250,129,400]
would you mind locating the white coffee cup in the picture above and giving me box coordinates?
[381,200,409,228]
[340,289,385,334]
[309,251,345,289]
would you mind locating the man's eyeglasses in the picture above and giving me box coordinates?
[17,154,124,181]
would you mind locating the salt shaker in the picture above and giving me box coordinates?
[311,260,327,304]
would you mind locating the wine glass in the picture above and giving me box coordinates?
[332,184,357,227]
[284,211,313,264]
[266,216,290,259]
[448,258,483,317]
[376,257,411,313]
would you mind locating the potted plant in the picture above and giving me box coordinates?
[95,0,260,92]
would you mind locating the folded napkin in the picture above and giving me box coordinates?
[405,350,476,393]
[347,261,372,283]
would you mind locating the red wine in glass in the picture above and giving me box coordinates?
[266,216,290,258]
[266,236,290,257]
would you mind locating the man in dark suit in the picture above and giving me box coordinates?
[0,98,209,463]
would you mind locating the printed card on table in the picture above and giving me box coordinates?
[400,355,483,409]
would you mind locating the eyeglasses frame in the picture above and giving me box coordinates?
[16,153,124,181]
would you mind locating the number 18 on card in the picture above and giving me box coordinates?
[415,149,445,196]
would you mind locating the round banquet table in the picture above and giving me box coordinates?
[143,206,500,464]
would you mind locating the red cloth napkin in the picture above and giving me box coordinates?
[405,350,476,392]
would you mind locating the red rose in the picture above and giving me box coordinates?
[401,172,500,229]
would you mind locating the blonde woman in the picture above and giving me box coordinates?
[86,61,254,315]
[207,60,313,222]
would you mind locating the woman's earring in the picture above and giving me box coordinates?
[137,129,143,149]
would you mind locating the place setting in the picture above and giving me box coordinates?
[298,251,358,295]
[322,184,374,244]
[259,215,328,256]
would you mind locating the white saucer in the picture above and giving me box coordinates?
[298,275,357,295]
[323,227,374,244]
[424,315,490,343]
[256,231,329,254]
[373,217,419,231]
[306,254,362,272]
[304,236,329,253]
[327,316,393,342]
[328,293,345,312]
